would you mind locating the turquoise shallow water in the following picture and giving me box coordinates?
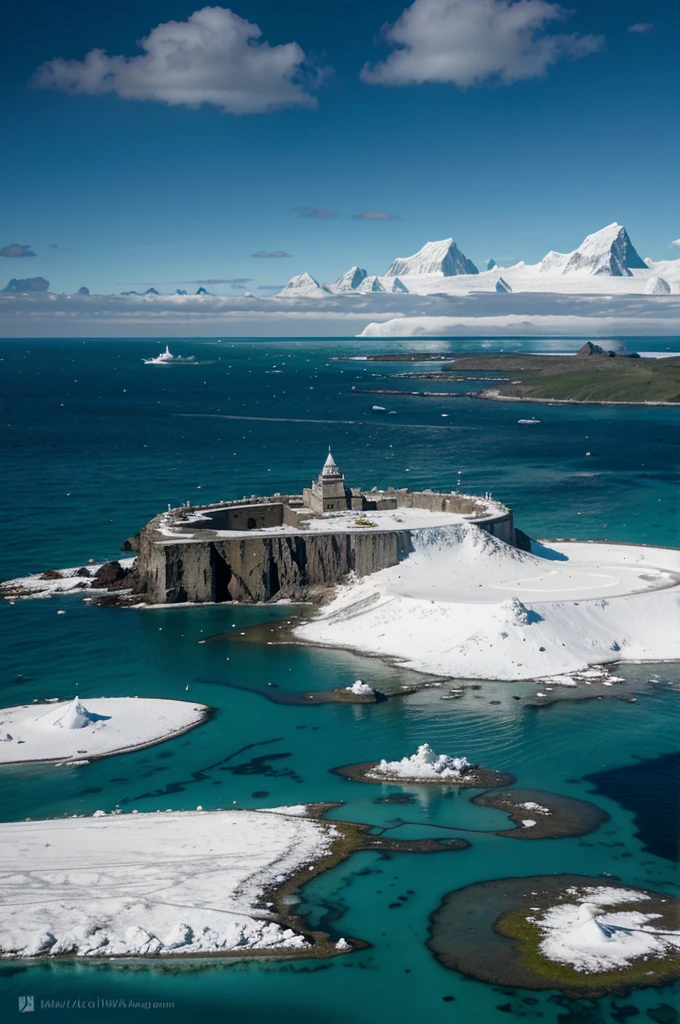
[1,337,679,1023]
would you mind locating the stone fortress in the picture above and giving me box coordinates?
[132,451,520,605]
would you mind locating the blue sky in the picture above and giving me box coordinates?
[1,0,678,296]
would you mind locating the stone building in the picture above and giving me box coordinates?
[131,449,521,605]
[305,449,349,513]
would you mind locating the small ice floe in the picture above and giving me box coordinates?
[345,680,375,696]
[518,418,541,425]
[371,743,472,781]
[372,405,387,412]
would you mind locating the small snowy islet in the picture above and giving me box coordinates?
[0,697,209,764]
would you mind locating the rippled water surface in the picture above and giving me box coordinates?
[1,337,679,1023]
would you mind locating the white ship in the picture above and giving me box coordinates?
[143,345,195,365]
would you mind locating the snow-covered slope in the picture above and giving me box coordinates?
[385,238,479,277]
[277,272,331,297]
[296,525,680,681]
[539,223,647,277]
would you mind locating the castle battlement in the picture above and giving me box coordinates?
[131,452,519,605]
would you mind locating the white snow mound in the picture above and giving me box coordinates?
[537,887,680,972]
[369,743,472,780]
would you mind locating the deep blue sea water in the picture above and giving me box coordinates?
[1,337,679,1023]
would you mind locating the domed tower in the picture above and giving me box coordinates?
[309,449,349,513]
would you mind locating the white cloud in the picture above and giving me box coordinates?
[627,23,655,35]
[32,6,321,114]
[673,239,680,249]
[361,0,604,88]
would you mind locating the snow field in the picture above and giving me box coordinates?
[0,808,338,958]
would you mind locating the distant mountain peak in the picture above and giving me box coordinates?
[335,266,368,291]
[541,223,647,278]
[385,238,478,277]
[278,272,331,297]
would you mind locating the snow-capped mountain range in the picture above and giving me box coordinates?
[278,223,680,298]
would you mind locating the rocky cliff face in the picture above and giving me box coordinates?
[136,528,415,604]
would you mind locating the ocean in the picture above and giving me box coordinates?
[1,336,679,1023]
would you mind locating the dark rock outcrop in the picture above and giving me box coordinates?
[93,561,128,586]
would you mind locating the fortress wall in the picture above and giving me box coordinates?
[134,492,516,605]
[190,502,286,532]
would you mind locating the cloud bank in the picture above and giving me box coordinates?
[32,6,321,115]
[251,250,291,258]
[2,289,679,341]
[361,0,604,88]
[1,244,36,258]
[627,23,655,35]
